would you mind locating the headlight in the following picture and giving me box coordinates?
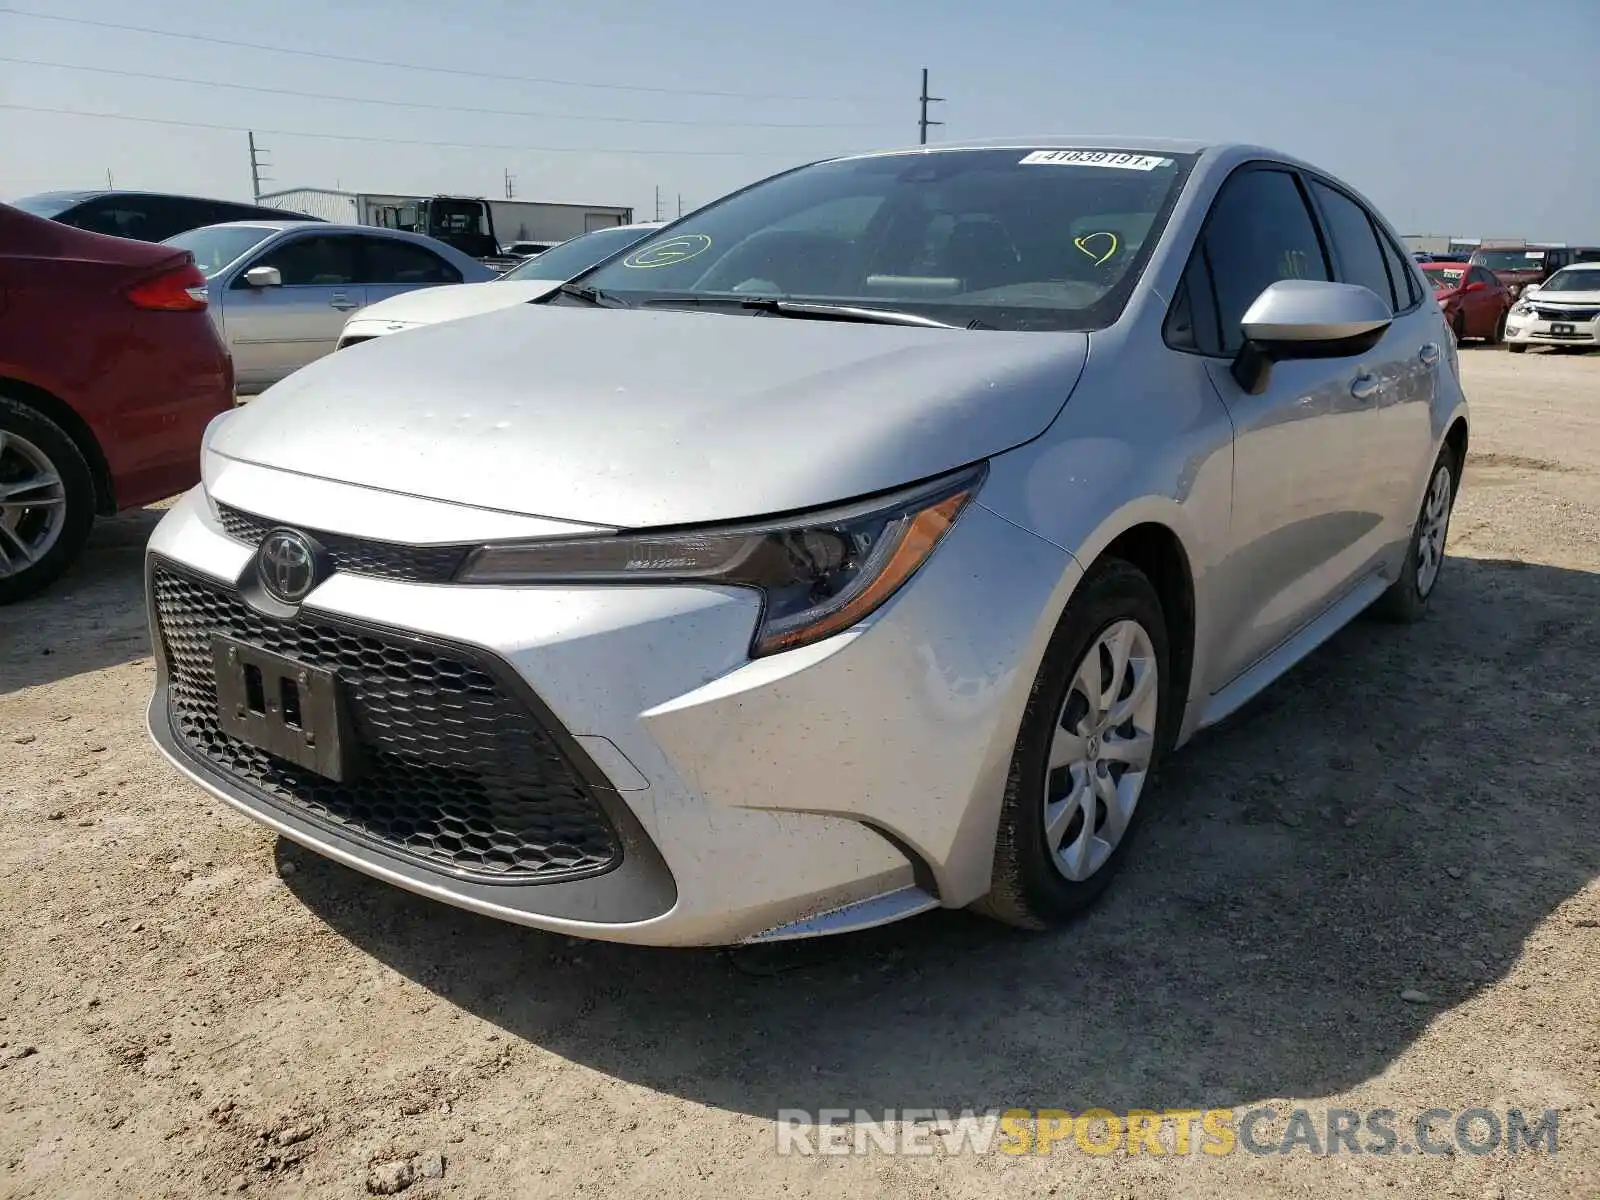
[456,463,987,657]
[1511,301,1534,316]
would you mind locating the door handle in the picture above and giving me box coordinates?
[1418,343,1441,366]
[329,295,358,310]
[1350,373,1382,402]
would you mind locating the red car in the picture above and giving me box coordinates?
[0,202,234,603]
[1422,261,1511,344]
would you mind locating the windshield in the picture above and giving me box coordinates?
[162,225,276,276]
[1471,249,1546,272]
[501,225,655,281]
[1539,267,1600,293]
[1423,266,1465,290]
[9,191,89,219]
[572,148,1197,332]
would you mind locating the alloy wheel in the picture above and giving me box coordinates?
[1416,462,1453,596]
[0,430,69,579]
[1043,619,1159,882]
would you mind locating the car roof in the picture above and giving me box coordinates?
[16,188,285,209]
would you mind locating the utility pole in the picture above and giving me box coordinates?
[677,193,683,218]
[248,131,271,200]
[105,168,114,190]
[918,68,944,145]
[504,168,515,199]
[654,186,663,222]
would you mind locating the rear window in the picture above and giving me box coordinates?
[575,147,1198,332]
[9,192,91,219]
[1471,249,1545,272]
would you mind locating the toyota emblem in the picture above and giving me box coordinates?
[256,529,319,604]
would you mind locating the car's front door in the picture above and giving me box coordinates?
[1185,165,1393,691]
[225,233,366,389]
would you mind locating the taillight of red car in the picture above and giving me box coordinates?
[126,260,209,311]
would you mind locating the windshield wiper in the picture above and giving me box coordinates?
[552,282,629,308]
[642,294,968,329]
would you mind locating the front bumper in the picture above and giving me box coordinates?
[1504,308,1600,347]
[144,474,1076,946]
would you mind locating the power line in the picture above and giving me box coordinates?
[0,56,892,130]
[0,7,899,104]
[0,103,844,158]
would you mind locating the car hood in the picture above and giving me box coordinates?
[212,304,1090,527]
[1523,288,1600,305]
[347,279,563,327]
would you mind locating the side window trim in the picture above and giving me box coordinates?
[1161,160,1330,359]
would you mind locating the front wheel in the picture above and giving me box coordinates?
[1507,343,1527,354]
[1373,444,1458,623]
[975,558,1173,929]
[0,395,97,605]
[1488,309,1507,345]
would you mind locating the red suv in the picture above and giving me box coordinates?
[0,203,234,603]
[1422,261,1511,344]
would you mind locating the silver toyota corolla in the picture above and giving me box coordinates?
[144,137,1468,947]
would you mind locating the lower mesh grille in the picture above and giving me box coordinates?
[150,563,622,883]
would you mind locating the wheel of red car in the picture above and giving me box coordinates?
[0,394,97,605]
[1489,308,1507,345]
[1451,309,1467,343]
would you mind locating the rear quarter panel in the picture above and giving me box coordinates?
[0,258,234,510]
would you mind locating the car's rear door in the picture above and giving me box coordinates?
[1304,178,1438,555]
[225,233,366,388]
[1182,164,1390,690]
[355,236,465,307]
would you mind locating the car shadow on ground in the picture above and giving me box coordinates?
[0,507,164,695]
[282,556,1600,1118]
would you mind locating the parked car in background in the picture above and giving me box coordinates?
[335,221,662,349]
[162,222,496,391]
[145,138,1468,947]
[1504,263,1600,352]
[10,190,320,244]
[0,202,233,603]
[1422,261,1510,343]
[503,240,560,258]
[1469,245,1600,299]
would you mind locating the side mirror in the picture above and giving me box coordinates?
[1464,280,1486,293]
[1231,280,1393,395]
[243,265,282,288]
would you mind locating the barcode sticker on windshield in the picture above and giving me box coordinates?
[1020,150,1172,170]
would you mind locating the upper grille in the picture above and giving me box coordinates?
[1534,307,1600,322]
[151,563,622,883]
[215,503,470,584]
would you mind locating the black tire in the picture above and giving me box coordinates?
[1372,442,1458,624]
[974,558,1175,930]
[0,395,97,605]
[1451,309,1467,344]
[1507,343,1527,354]
[1488,308,1507,346]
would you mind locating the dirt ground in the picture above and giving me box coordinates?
[2,348,1598,1200]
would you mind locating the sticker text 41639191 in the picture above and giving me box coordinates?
[1019,150,1173,171]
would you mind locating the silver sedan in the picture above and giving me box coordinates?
[145,137,1467,947]
[163,221,496,392]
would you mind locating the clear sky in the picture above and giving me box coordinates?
[2,0,1596,240]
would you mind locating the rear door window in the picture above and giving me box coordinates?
[1308,181,1398,312]
[358,238,463,285]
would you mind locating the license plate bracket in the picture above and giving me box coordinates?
[211,634,357,781]
[1551,322,1576,335]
